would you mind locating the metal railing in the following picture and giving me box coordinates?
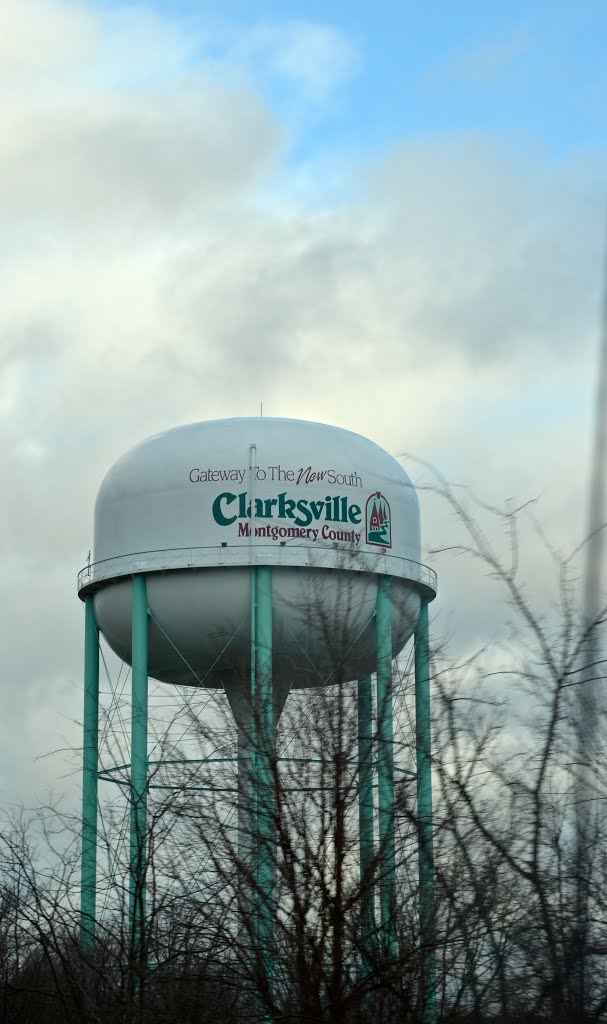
[77,544,437,597]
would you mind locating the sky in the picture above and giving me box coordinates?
[0,0,605,803]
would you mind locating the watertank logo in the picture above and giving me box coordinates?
[365,492,391,548]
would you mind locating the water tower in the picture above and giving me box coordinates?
[77,417,437,1017]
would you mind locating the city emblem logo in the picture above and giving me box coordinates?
[365,491,391,548]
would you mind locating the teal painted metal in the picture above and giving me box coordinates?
[249,566,258,933]
[357,675,376,970]
[80,596,99,954]
[129,575,149,964]
[253,568,274,967]
[250,565,274,1020]
[375,575,398,957]
[415,599,437,1024]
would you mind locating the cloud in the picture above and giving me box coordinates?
[0,83,280,229]
[0,0,97,89]
[449,31,532,87]
[367,140,603,365]
[0,4,281,233]
[422,22,535,95]
[233,19,360,102]
[0,1,602,804]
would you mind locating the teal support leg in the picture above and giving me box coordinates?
[252,566,274,1009]
[358,675,376,971]
[224,679,262,948]
[129,575,149,975]
[415,599,437,1024]
[80,596,99,955]
[375,575,398,958]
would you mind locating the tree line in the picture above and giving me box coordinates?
[0,485,605,1023]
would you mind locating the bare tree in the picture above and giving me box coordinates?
[0,482,606,1023]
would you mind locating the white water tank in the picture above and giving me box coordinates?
[78,418,436,687]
